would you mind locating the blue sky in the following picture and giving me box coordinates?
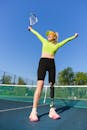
[0,0,87,83]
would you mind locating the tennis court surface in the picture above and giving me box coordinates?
[0,84,87,130]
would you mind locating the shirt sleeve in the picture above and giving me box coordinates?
[30,28,46,43]
[55,35,76,50]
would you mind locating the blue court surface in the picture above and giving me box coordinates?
[0,99,87,130]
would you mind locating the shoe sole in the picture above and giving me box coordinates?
[49,115,61,120]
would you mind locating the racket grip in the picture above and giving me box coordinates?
[28,26,32,31]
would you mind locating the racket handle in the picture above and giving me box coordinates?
[28,26,32,31]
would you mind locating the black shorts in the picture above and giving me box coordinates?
[37,58,56,84]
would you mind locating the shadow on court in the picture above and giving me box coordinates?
[39,105,71,119]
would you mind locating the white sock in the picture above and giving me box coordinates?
[32,108,37,114]
[50,107,56,112]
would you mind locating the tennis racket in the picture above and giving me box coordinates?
[29,13,38,26]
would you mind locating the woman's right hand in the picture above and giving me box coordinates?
[28,26,32,31]
[74,33,78,38]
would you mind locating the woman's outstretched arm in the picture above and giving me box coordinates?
[28,26,46,43]
[55,33,78,50]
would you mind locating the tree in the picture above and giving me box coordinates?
[17,77,26,85]
[1,73,12,84]
[57,67,74,85]
[74,72,87,85]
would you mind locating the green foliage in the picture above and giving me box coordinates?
[57,67,87,85]
[57,67,74,85]
[17,77,26,85]
[74,72,87,85]
[1,74,12,84]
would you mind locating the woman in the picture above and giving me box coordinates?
[28,26,78,122]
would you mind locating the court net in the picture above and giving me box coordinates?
[0,84,87,108]
[0,84,46,103]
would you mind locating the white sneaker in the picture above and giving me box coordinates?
[29,111,39,122]
[49,108,61,120]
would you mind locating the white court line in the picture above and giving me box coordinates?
[0,104,48,113]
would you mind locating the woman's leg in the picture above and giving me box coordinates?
[33,80,44,108]
[49,82,61,119]
[29,80,44,121]
[48,60,55,109]
[49,82,54,108]
[48,61,61,119]
[29,58,46,121]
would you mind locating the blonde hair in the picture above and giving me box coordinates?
[46,31,58,40]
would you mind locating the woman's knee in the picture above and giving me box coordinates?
[37,80,44,87]
[36,80,44,94]
[50,82,54,87]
